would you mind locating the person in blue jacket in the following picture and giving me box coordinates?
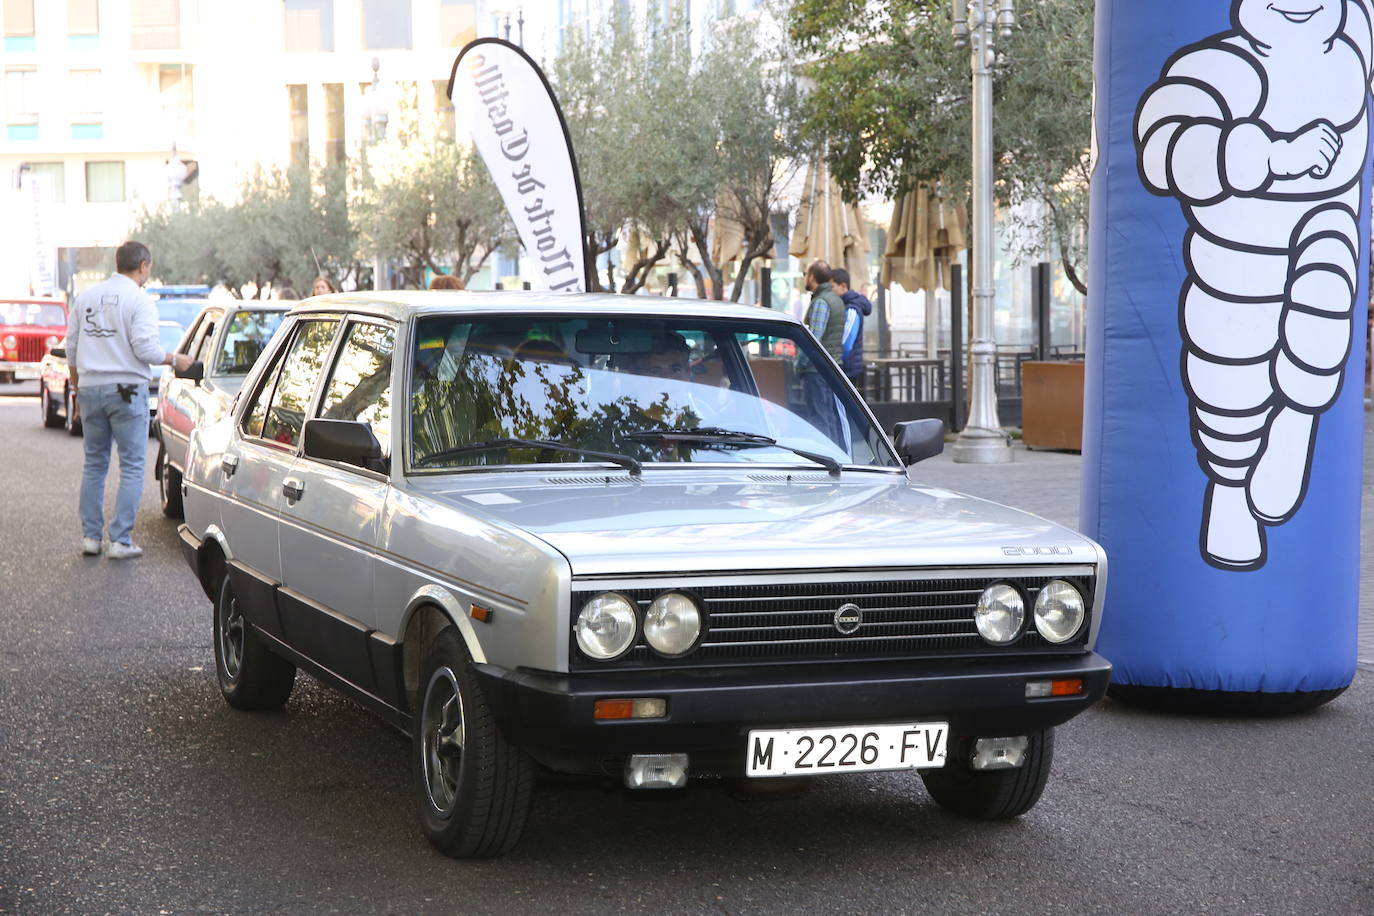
[831,268,872,389]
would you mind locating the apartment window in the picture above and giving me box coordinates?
[438,0,474,48]
[288,84,309,168]
[85,161,125,202]
[159,64,194,135]
[4,0,34,50]
[362,0,411,50]
[5,68,37,123]
[28,162,65,203]
[67,0,98,35]
[324,82,344,165]
[285,0,333,52]
[68,69,102,122]
[433,80,454,139]
[131,0,180,50]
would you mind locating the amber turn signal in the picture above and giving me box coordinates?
[593,698,668,720]
[1025,678,1085,698]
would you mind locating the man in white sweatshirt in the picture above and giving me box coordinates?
[67,241,193,558]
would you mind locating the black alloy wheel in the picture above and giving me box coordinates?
[213,573,295,711]
[413,627,533,858]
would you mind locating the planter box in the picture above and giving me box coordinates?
[1021,361,1084,451]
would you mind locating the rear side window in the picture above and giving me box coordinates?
[318,320,396,456]
[216,310,286,374]
[242,319,338,445]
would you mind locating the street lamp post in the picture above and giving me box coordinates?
[362,57,391,290]
[951,0,1013,463]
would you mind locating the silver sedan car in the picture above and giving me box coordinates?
[176,292,1111,858]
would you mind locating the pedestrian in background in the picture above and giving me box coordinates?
[311,275,336,296]
[429,273,464,290]
[67,241,193,559]
[830,267,873,388]
[803,260,845,365]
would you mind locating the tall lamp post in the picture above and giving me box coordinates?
[362,57,391,290]
[951,0,1013,463]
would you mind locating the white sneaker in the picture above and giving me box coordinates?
[105,541,144,560]
[81,537,102,556]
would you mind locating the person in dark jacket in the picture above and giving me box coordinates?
[831,268,873,388]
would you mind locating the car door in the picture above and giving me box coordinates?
[217,318,341,642]
[162,308,221,469]
[277,317,396,697]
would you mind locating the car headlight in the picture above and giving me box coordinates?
[643,591,702,656]
[45,335,59,349]
[2,335,15,349]
[974,583,1025,645]
[575,592,638,660]
[1034,580,1086,643]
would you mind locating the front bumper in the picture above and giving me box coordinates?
[477,652,1111,777]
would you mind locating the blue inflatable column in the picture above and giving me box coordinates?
[1083,0,1367,712]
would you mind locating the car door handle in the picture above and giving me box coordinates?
[221,455,238,478]
[282,478,305,501]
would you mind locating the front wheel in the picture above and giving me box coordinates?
[158,444,184,518]
[213,573,295,711]
[413,628,533,858]
[920,728,1054,820]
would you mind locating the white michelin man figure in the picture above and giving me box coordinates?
[1135,0,1372,571]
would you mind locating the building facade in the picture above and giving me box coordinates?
[0,0,533,293]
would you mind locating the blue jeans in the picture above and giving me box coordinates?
[78,384,149,546]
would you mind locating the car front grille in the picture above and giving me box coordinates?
[570,570,1095,670]
[17,335,47,362]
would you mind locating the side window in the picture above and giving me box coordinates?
[191,312,220,364]
[318,321,396,456]
[254,320,339,447]
[241,334,291,439]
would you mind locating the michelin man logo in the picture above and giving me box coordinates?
[1135,0,1371,571]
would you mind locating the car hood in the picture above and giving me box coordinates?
[411,470,1100,576]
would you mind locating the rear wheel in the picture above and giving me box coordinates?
[413,627,534,858]
[64,389,81,437]
[920,729,1054,820]
[213,574,295,711]
[40,382,62,428]
[158,444,184,518]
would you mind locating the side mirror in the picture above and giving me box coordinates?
[893,418,945,466]
[175,360,204,382]
[49,347,66,359]
[303,418,386,473]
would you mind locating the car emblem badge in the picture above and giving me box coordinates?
[834,603,862,635]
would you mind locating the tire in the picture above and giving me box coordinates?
[158,444,184,518]
[213,573,295,711]
[413,627,534,858]
[64,389,82,437]
[41,383,62,428]
[920,728,1054,820]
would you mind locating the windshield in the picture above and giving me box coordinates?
[0,302,65,326]
[409,314,897,472]
[214,310,285,374]
[155,299,208,330]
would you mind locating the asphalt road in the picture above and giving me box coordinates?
[1,381,1370,915]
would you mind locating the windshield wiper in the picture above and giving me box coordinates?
[414,437,642,476]
[623,427,842,477]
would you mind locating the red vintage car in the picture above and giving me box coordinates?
[1,297,68,384]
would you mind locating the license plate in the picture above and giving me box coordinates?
[14,366,39,380]
[746,722,948,777]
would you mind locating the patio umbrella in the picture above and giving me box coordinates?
[789,159,870,283]
[881,186,967,293]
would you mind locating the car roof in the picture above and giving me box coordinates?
[285,290,803,325]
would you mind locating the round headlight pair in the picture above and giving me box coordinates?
[2,335,16,350]
[46,335,59,349]
[575,591,703,660]
[973,580,1085,645]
